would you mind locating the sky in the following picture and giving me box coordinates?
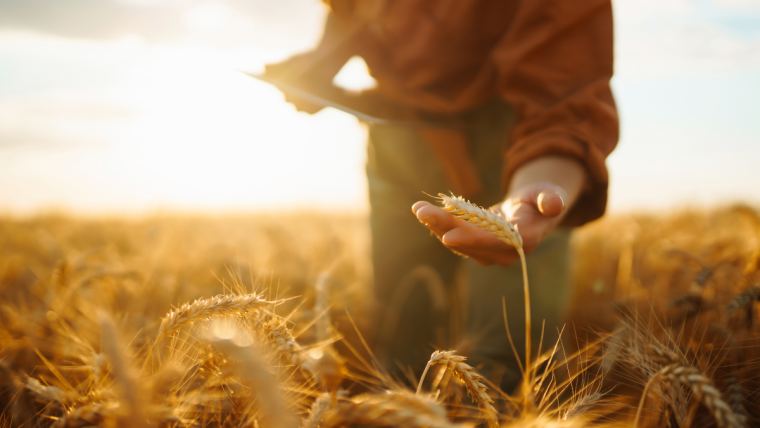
[0,0,758,215]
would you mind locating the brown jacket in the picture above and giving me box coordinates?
[319,0,619,226]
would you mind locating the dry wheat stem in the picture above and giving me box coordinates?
[157,293,272,339]
[438,193,532,393]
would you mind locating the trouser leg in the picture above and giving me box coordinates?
[366,123,460,378]
[464,230,572,392]
[459,100,574,392]
[365,100,574,389]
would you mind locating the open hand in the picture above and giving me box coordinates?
[412,183,569,266]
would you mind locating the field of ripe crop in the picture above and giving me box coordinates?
[1,206,758,427]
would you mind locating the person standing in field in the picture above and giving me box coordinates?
[265,0,618,390]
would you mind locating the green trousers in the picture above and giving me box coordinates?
[366,101,572,391]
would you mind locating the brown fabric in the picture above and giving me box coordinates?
[418,127,483,198]
[324,0,619,226]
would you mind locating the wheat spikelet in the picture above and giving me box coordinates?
[302,392,338,428]
[438,193,522,249]
[323,390,459,428]
[659,364,743,428]
[418,350,498,428]
[723,375,749,427]
[157,293,272,339]
[24,377,69,404]
[260,317,310,368]
[562,391,605,420]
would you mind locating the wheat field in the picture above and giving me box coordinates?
[1,205,759,427]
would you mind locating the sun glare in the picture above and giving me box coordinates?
[107,48,369,214]
[184,3,234,33]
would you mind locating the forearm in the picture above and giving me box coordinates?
[308,13,356,80]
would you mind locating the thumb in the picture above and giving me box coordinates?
[535,188,566,218]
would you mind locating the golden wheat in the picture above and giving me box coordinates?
[658,364,742,428]
[437,193,534,396]
[157,293,272,339]
[437,193,522,249]
[323,390,459,428]
[2,207,760,427]
[419,350,499,427]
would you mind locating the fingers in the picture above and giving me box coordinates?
[536,189,565,217]
[441,226,519,266]
[412,201,461,238]
[411,200,524,266]
[507,183,567,219]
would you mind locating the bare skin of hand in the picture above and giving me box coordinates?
[412,156,586,266]
[263,53,327,114]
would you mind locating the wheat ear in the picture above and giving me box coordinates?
[157,293,271,339]
[438,193,522,248]
[662,364,742,428]
[636,364,743,428]
[418,350,498,428]
[437,194,532,382]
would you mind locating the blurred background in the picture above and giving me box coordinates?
[1,0,758,216]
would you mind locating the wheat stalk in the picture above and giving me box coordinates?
[157,293,272,339]
[437,193,533,390]
[418,350,498,427]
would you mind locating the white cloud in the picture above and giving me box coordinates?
[614,0,760,78]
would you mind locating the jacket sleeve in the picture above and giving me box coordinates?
[493,0,619,226]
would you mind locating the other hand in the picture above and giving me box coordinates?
[263,53,328,114]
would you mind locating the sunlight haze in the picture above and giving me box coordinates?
[1,0,758,215]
